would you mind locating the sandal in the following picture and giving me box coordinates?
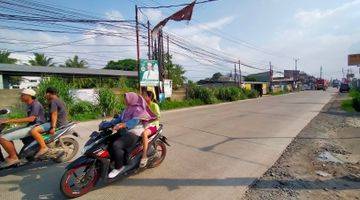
[140,158,148,168]
[0,158,20,168]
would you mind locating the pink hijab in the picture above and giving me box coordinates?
[122,92,156,122]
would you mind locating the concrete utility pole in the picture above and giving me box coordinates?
[269,61,273,92]
[238,60,242,86]
[320,66,323,79]
[294,58,299,71]
[234,63,237,83]
[147,20,151,60]
[135,5,141,92]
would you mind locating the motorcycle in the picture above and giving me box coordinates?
[60,118,169,198]
[0,109,80,170]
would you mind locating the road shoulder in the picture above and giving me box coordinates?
[244,94,360,199]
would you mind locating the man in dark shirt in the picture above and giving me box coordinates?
[31,87,68,158]
[0,89,45,167]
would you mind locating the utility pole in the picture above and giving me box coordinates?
[234,63,237,84]
[294,58,299,71]
[269,61,273,92]
[320,66,323,79]
[238,60,242,86]
[135,5,141,92]
[147,20,151,60]
[166,35,170,79]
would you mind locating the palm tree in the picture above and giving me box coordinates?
[29,53,55,67]
[63,55,88,68]
[0,50,17,64]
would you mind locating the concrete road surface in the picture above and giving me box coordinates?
[0,90,335,200]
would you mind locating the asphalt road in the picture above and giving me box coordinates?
[0,90,335,200]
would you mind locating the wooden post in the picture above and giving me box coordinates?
[147,20,151,60]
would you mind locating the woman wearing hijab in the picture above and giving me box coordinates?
[108,92,156,178]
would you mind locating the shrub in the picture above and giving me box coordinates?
[350,89,360,112]
[244,89,259,99]
[69,101,98,117]
[159,99,204,110]
[97,88,122,116]
[215,87,244,101]
[36,77,73,106]
[187,85,217,104]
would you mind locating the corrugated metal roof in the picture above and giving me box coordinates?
[0,64,138,77]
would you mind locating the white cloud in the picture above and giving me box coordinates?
[105,10,124,20]
[140,9,164,23]
[294,0,360,27]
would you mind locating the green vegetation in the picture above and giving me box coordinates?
[29,53,55,67]
[341,99,355,112]
[159,99,204,110]
[187,82,259,105]
[341,89,360,112]
[61,55,88,68]
[104,59,136,71]
[0,50,17,64]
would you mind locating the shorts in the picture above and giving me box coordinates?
[38,122,51,132]
[1,126,33,141]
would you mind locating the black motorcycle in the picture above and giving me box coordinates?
[0,109,80,170]
[60,118,169,198]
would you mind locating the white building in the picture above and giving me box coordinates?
[11,76,42,89]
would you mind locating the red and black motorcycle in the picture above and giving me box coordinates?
[60,119,169,198]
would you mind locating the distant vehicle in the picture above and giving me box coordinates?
[303,84,312,90]
[332,80,340,88]
[315,79,327,91]
[339,83,350,93]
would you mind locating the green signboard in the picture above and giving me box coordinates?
[140,59,160,86]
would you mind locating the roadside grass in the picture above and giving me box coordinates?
[159,99,205,110]
[341,99,355,112]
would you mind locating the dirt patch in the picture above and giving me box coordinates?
[244,95,360,200]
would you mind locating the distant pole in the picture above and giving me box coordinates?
[269,61,273,92]
[294,58,299,71]
[234,63,237,84]
[135,5,141,92]
[166,35,170,79]
[320,66,323,79]
[147,20,151,60]
[238,60,242,86]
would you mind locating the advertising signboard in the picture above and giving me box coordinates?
[348,54,360,66]
[164,79,173,98]
[140,59,160,86]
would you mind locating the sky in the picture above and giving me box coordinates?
[1,0,360,80]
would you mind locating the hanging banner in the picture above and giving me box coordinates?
[164,79,173,98]
[140,59,160,86]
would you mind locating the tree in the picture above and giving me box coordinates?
[0,51,21,85]
[211,72,223,81]
[0,50,17,64]
[104,59,136,71]
[164,53,186,89]
[29,53,55,67]
[62,55,88,68]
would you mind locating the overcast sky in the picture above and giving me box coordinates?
[1,0,360,80]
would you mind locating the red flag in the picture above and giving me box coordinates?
[152,1,196,36]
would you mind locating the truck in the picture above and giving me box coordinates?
[315,79,328,91]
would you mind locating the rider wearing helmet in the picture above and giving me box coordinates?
[0,89,45,167]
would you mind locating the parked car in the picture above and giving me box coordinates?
[339,83,350,93]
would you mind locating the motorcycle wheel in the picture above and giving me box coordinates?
[149,140,167,168]
[60,164,99,198]
[54,137,79,163]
